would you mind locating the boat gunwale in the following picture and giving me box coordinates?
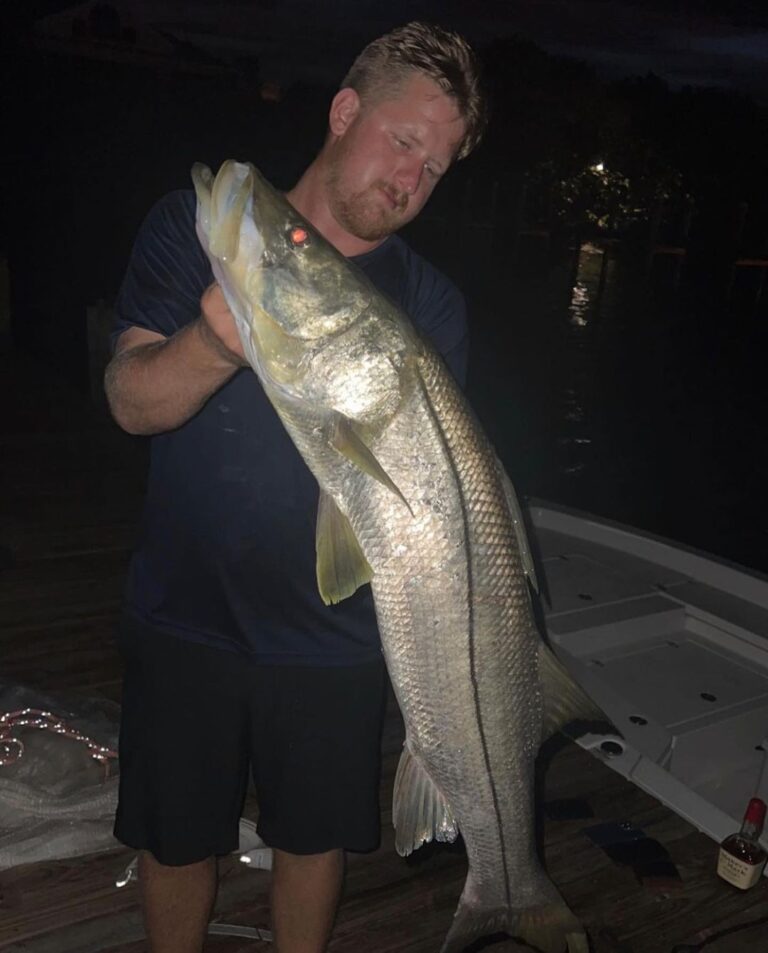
[528,498,768,609]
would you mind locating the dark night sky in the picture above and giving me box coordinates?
[33,0,768,100]
[8,2,768,571]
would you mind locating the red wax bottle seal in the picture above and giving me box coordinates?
[717,797,767,890]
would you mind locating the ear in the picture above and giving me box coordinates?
[329,87,361,137]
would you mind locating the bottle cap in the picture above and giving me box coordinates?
[745,797,766,827]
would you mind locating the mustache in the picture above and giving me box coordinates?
[376,182,408,212]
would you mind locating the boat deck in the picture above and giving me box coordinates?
[533,507,768,845]
[1,344,767,952]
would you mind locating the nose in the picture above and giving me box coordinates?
[394,157,424,196]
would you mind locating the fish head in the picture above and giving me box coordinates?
[193,160,404,425]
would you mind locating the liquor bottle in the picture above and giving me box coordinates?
[717,797,767,889]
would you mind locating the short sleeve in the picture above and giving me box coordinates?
[402,252,469,388]
[111,190,213,350]
[416,283,469,388]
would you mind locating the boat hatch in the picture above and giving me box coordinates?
[530,504,768,862]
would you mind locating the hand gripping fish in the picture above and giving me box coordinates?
[192,160,605,953]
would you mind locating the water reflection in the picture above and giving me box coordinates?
[569,282,589,327]
[466,230,767,572]
[560,244,610,477]
[568,243,602,328]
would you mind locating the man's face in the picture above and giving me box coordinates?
[325,72,467,243]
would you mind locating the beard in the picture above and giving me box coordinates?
[325,156,410,242]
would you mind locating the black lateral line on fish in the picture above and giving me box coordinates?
[415,361,512,907]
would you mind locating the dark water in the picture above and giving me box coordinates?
[413,231,768,575]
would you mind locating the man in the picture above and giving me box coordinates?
[105,21,486,953]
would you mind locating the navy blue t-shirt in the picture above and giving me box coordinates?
[114,189,468,664]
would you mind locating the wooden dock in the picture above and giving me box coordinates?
[1,343,766,952]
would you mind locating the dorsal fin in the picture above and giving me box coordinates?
[495,457,539,594]
[539,643,607,740]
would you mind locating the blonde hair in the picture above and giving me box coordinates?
[341,21,487,160]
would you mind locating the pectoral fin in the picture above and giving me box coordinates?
[315,491,373,605]
[327,414,412,514]
[393,743,458,856]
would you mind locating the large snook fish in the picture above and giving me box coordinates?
[192,159,602,953]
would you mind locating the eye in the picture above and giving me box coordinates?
[287,225,310,247]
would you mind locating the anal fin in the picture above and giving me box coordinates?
[393,743,457,856]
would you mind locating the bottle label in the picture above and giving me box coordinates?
[717,847,766,889]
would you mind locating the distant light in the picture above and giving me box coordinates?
[592,162,605,173]
[260,80,283,103]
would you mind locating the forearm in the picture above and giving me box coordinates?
[105,318,244,435]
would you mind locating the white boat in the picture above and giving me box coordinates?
[529,500,768,859]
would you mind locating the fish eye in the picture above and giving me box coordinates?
[287,225,310,247]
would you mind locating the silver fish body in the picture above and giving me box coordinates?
[192,160,596,953]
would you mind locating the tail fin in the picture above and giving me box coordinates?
[440,897,588,953]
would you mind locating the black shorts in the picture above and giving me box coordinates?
[114,615,387,865]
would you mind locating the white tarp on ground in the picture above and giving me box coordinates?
[0,681,120,869]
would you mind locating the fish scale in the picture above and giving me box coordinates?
[193,159,599,953]
[406,351,538,898]
[313,344,537,916]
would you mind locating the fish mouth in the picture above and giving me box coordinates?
[193,159,376,389]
